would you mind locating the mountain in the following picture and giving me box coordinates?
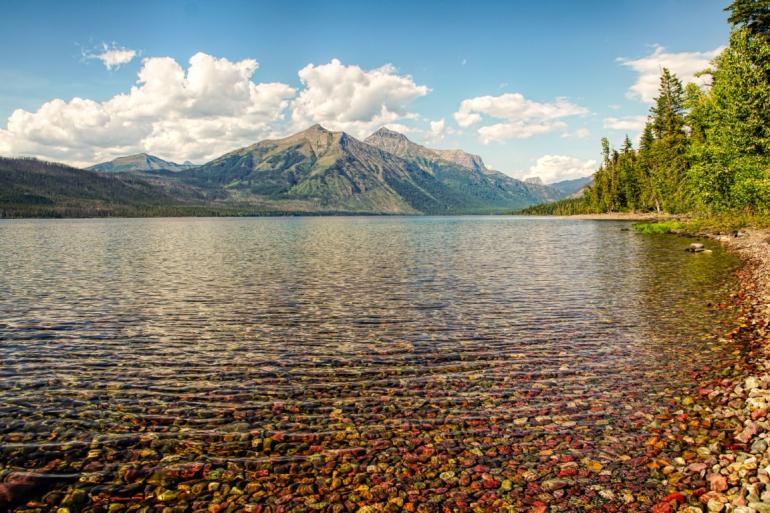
[184,124,562,214]
[550,175,594,197]
[364,127,560,211]
[89,153,197,173]
[364,127,490,173]
[187,124,501,214]
[433,149,488,174]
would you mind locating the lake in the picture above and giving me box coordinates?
[0,216,741,511]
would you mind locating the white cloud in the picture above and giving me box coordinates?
[619,45,722,103]
[290,59,429,138]
[429,118,446,139]
[603,115,647,131]
[84,42,138,70]
[453,93,589,143]
[524,155,597,184]
[419,117,462,145]
[0,52,296,166]
[561,127,590,140]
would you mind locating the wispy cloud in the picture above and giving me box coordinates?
[82,42,138,70]
[603,115,647,131]
[562,127,590,140]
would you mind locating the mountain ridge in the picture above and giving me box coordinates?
[89,153,197,173]
[2,125,586,217]
[185,124,563,213]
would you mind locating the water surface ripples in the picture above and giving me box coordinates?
[0,217,741,511]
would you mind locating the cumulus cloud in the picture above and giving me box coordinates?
[603,115,648,131]
[83,42,138,70]
[453,93,589,144]
[524,155,597,184]
[290,59,429,138]
[619,45,722,103]
[430,118,446,138]
[0,52,296,166]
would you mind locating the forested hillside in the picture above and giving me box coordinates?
[523,0,770,218]
[0,157,232,218]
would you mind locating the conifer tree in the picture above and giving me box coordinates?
[726,0,770,36]
[648,69,690,212]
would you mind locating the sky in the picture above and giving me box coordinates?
[0,0,731,183]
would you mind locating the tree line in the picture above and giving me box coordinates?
[524,0,770,216]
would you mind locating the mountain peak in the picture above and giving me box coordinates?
[364,127,420,157]
[433,149,488,174]
[120,152,149,159]
[88,152,195,173]
[370,126,408,139]
[365,128,490,174]
[305,123,330,133]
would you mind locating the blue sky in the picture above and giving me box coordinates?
[0,0,731,182]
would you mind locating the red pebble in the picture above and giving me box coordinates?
[481,474,500,489]
[663,492,685,504]
[651,502,673,513]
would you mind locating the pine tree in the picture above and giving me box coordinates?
[726,0,770,36]
[648,68,690,212]
[619,136,640,210]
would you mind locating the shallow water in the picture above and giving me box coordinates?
[0,216,741,511]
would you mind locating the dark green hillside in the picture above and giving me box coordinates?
[0,157,216,217]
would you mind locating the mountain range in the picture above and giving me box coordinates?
[0,125,593,217]
[88,153,197,173]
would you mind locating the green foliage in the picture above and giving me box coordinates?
[688,29,770,211]
[526,10,770,225]
[519,197,592,215]
[682,209,770,231]
[632,221,686,234]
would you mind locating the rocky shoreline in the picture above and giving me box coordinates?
[651,229,770,513]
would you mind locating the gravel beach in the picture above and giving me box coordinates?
[651,229,770,513]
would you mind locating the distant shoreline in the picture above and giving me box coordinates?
[0,210,677,220]
[559,212,681,221]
